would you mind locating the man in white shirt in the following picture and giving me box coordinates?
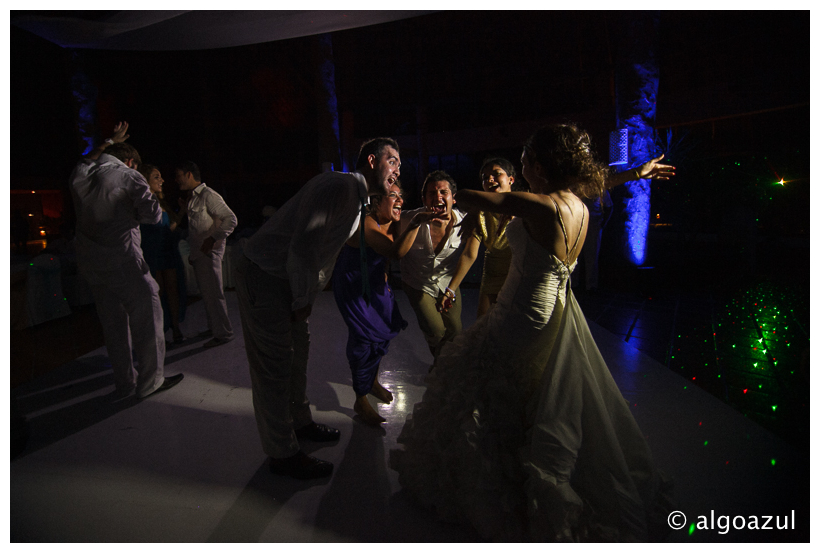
[176,162,238,348]
[70,122,183,399]
[237,138,400,479]
[399,170,466,364]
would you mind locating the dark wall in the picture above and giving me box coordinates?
[10,11,809,242]
[10,26,77,189]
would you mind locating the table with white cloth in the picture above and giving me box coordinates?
[10,255,73,329]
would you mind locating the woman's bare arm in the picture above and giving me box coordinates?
[435,234,480,312]
[362,210,437,260]
[456,190,553,220]
[606,154,675,189]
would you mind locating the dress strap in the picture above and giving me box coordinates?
[549,196,572,266]
[550,195,586,266]
[567,206,585,263]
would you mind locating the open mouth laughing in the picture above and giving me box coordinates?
[430,203,448,218]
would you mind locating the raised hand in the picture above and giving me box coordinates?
[637,154,675,180]
[111,121,130,143]
[410,209,438,227]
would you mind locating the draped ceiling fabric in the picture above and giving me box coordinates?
[10,10,434,50]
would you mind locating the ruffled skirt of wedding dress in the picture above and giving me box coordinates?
[389,290,674,542]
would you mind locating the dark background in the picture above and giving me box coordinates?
[10,10,809,277]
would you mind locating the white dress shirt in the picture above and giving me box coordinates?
[399,207,466,297]
[69,153,160,272]
[243,171,369,311]
[186,183,238,261]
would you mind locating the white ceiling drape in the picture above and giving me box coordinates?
[11,10,434,50]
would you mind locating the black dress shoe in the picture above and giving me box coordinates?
[140,374,184,398]
[294,422,340,442]
[269,451,333,480]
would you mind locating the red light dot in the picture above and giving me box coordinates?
[699,422,702,426]
[692,377,696,380]
[743,389,748,394]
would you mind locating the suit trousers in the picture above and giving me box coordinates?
[235,254,313,459]
[403,283,462,360]
[191,246,233,340]
[85,259,165,398]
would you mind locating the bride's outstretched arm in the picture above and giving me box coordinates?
[455,189,552,220]
[606,154,675,189]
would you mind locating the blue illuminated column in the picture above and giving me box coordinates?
[615,12,660,266]
[315,33,342,172]
[69,50,99,155]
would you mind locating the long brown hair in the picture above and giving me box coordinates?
[523,123,609,200]
[138,164,180,225]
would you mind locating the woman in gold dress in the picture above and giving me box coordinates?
[437,157,517,318]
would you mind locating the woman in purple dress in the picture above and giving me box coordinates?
[332,182,435,425]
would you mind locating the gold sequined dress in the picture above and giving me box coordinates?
[475,211,512,295]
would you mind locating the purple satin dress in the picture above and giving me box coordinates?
[332,243,407,396]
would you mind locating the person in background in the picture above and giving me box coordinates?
[139,164,187,344]
[176,161,237,348]
[69,122,182,399]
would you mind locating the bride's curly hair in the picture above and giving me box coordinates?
[523,123,609,200]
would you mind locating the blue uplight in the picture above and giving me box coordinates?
[70,54,98,156]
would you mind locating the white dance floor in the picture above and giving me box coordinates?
[10,290,810,542]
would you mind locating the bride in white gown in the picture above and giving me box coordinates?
[390,124,675,541]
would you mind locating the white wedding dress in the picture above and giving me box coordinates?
[390,216,673,541]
